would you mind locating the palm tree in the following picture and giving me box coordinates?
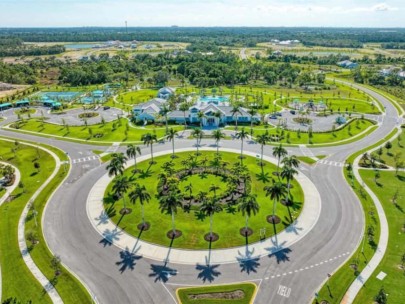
[160,104,170,134]
[126,144,141,173]
[179,102,189,130]
[112,175,131,214]
[184,183,193,200]
[200,199,223,240]
[197,111,205,129]
[141,133,157,164]
[129,183,151,229]
[264,180,287,225]
[280,165,298,222]
[248,106,257,135]
[106,153,128,177]
[209,184,220,198]
[281,155,300,169]
[272,144,288,177]
[256,133,269,167]
[212,129,225,156]
[166,128,178,158]
[192,128,204,155]
[235,127,249,161]
[159,187,184,237]
[238,193,260,235]
[231,105,241,130]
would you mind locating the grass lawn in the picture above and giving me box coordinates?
[177,282,257,304]
[252,119,375,145]
[354,170,405,304]
[117,89,158,105]
[104,151,304,249]
[0,140,91,303]
[14,108,37,116]
[315,166,381,303]
[10,118,183,143]
[276,97,380,114]
[297,156,317,165]
[374,131,405,167]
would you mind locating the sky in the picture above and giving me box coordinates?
[0,0,404,28]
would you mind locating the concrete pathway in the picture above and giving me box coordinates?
[0,162,21,301]
[86,147,321,265]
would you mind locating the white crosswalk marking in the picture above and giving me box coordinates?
[105,142,120,153]
[299,144,316,159]
[72,155,99,164]
[317,159,345,167]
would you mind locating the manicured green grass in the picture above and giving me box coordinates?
[276,97,380,114]
[14,108,36,115]
[177,282,257,304]
[0,140,92,303]
[0,141,54,303]
[117,89,158,105]
[179,174,227,199]
[374,132,405,167]
[297,156,317,165]
[10,118,183,143]
[253,119,375,145]
[354,170,405,304]
[315,166,381,304]
[104,151,304,249]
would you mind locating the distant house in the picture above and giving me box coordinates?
[398,71,405,79]
[337,60,359,69]
[272,50,283,56]
[157,87,175,99]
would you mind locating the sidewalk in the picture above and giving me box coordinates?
[86,147,322,265]
[341,150,390,303]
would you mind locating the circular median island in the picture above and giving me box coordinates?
[103,151,304,249]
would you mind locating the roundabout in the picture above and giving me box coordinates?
[87,148,321,264]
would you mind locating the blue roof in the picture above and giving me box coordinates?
[93,90,104,94]
[16,100,30,104]
[0,103,12,108]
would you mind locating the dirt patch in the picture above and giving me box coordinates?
[188,289,245,301]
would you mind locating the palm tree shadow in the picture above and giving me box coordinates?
[195,241,221,283]
[116,246,142,273]
[283,221,304,235]
[95,206,116,226]
[139,169,153,179]
[265,236,292,264]
[236,239,261,274]
[149,237,178,283]
[256,172,270,183]
[99,228,122,247]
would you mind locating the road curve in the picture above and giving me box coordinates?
[0,81,400,304]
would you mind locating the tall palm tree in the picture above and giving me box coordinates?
[248,106,257,135]
[197,111,205,129]
[112,175,131,214]
[106,153,128,177]
[160,104,170,134]
[192,128,204,155]
[264,180,287,224]
[212,129,225,156]
[129,183,151,229]
[231,105,241,130]
[179,102,189,130]
[280,165,298,222]
[238,193,260,235]
[184,183,193,200]
[159,187,184,237]
[209,184,220,198]
[141,133,157,163]
[200,199,223,240]
[126,144,141,173]
[166,128,178,158]
[272,144,288,177]
[235,127,249,161]
[281,155,300,169]
[256,133,269,167]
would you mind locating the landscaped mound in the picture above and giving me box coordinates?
[103,151,304,249]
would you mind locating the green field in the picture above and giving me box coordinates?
[10,118,183,143]
[177,283,257,304]
[373,132,405,167]
[0,140,91,303]
[117,89,158,105]
[104,151,304,249]
[354,170,405,304]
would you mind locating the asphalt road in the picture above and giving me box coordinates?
[0,81,400,304]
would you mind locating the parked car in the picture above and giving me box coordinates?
[270,115,277,119]
[103,106,110,110]
[290,110,296,115]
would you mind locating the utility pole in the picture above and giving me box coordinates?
[125,21,128,34]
